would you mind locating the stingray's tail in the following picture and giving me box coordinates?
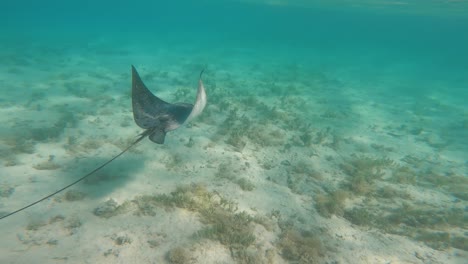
[0,132,148,220]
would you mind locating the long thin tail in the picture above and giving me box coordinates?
[0,132,148,220]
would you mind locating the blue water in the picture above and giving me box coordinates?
[1,1,467,263]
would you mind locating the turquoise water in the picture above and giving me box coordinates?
[1,1,467,263]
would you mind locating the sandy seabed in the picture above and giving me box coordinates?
[0,41,466,264]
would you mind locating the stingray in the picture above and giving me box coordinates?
[0,65,207,220]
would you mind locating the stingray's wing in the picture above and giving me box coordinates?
[132,65,172,129]
[186,70,207,123]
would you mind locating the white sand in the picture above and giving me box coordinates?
[0,46,466,264]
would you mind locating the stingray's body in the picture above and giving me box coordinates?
[132,65,206,143]
[0,66,206,220]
